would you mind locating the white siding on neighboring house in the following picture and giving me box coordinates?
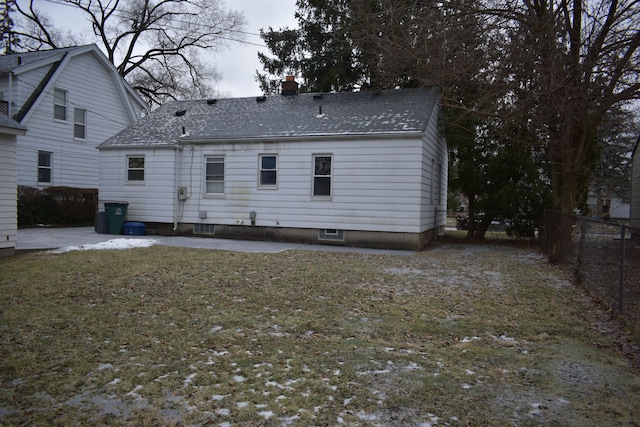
[16,53,143,188]
[631,140,640,230]
[0,117,26,257]
[1,45,147,191]
[586,195,630,219]
[4,66,49,110]
[0,135,17,254]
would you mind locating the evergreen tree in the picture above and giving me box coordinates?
[257,0,370,93]
[0,0,19,54]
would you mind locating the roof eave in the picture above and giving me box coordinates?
[97,143,180,150]
[180,131,426,144]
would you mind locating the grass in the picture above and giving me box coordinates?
[1,242,639,426]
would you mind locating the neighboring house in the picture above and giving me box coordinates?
[98,85,447,250]
[0,115,27,257]
[631,136,640,234]
[0,44,147,189]
[585,194,630,219]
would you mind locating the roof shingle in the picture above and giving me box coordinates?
[99,88,439,148]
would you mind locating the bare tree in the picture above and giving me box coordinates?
[12,0,245,105]
[352,0,640,260]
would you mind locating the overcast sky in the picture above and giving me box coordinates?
[37,0,298,98]
[212,0,298,97]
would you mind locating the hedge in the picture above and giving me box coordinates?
[18,186,98,228]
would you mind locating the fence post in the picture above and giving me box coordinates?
[619,225,626,314]
[575,219,587,285]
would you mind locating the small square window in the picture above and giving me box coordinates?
[74,108,86,139]
[127,156,145,181]
[54,88,67,121]
[259,155,277,187]
[38,151,52,183]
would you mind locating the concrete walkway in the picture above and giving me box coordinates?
[16,227,415,256]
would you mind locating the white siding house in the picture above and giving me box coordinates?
[631,137,640,234]
[98,87,447,250]
[0,44,147,189]
[0,115,27,257]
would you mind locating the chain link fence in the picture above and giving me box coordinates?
[540,210,640,334]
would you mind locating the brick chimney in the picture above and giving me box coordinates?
[281,75,299,96]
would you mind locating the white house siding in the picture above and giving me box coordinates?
[631,146,640,231]
[419,102,447,232]
[1,66,49,110]
[16,52,142,189]
[0,134,17,256]
[172,137,429,234]
[99,148,178,223]
[99,136,437,237]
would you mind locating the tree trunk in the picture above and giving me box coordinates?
[546,124,597,262]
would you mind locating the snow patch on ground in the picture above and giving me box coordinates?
[50,238,157,253]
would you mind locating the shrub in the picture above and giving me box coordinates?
[18,186,98,228]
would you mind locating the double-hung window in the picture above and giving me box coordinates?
[312,155,332,197]
[127,156,145,182]
[259,154,277,187]
[38,151,52,183]
[74,108,86,139]
[53,88,67,121]
[206,156,225,195]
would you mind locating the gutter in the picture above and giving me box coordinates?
[181,131,426,145]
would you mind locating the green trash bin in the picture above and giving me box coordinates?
[104,202,129,235]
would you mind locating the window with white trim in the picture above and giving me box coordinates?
[53,88,67,121]
[259,154,277,187]
[38,151,52,183]
[206,156,225,194]
[127,156,145,181]
[74,108,86,139]
[312,155,332,197]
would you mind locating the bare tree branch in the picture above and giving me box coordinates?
[12,0,245,105]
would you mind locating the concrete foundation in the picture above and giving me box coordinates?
[141,222,436,251]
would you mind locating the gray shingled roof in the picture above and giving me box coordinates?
[99,88,439,149]
[0,114,26,131]
[0,46,84,73]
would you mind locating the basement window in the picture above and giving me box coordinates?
[194,223,215,235]
[319,229,344,241]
